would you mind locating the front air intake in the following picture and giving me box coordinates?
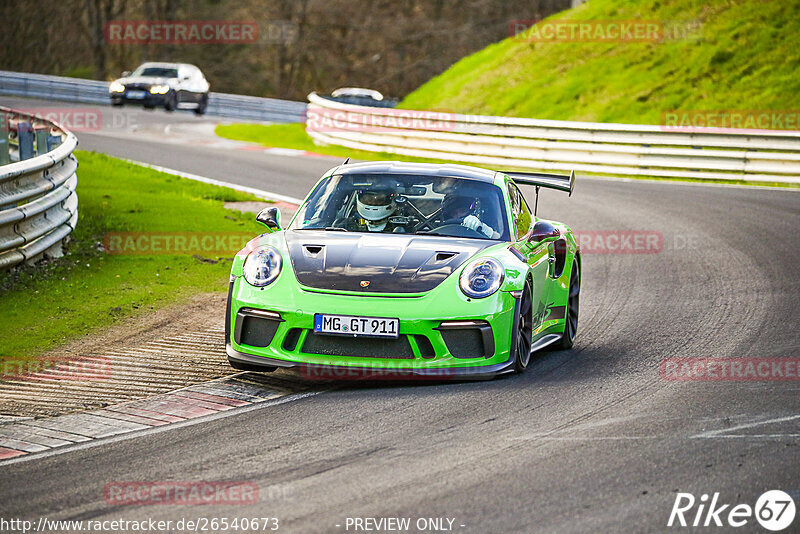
[234,309,283,348]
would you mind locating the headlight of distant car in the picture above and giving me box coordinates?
[149,85,170,94]
[243,246,282,287]
[109,81,125,93]
[459,258,504,299]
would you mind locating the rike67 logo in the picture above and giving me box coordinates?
[669,490,796,531]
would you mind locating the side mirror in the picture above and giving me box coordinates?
[121,71,131,77]
[527,221,560,245]
[256,207,281,232]
[182,75,191,81]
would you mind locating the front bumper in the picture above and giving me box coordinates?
[226,274,517,379]
[226,343,515,379]
[110,91,169,106]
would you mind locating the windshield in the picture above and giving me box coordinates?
[290,173,510,241]
[132,66,178,78]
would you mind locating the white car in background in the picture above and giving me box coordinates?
[109,62,210,115]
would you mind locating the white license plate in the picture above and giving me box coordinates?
[314,314,399,338]
[127,90,145,99]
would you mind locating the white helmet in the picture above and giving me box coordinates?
[357,190,394,231]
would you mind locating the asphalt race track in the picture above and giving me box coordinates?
[1,97,798,533]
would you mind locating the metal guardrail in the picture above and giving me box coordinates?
[0,71,307,123]
[306,93,800,183]
[0,106,79,270]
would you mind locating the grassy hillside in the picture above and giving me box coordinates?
[400,0,800,124]
[0,152,262,359]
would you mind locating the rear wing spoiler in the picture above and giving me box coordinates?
[502,170,576,196]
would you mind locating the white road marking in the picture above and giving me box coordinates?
[691,414,800,439]
[122,159,304,205]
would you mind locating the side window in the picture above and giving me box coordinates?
[508,183,532,240]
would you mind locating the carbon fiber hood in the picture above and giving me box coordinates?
[284,230,492,294]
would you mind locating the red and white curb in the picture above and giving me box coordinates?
[0,372,318,463]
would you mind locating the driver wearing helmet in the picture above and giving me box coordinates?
[441,194,498,238]
[348,188,401,232]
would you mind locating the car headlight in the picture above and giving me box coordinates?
[149,85,170,94]
[243,246,282,287]
[459,258,504,299]
[109,81,125,93]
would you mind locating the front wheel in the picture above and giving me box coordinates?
[194,95,208,115]
[165,92,178,112]
[555,259,580,350]
[512,280,533,373]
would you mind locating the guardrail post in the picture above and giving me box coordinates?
[46,134,62,152]
[0,112,8,165]
[35,124,49,156]
[17,122,34,160]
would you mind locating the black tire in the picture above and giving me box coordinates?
[165,92,178,112]
[555,259,580,350]
[512,280,534,373]
[194,95,208,115]
[111,100,123,107]
[228,359,277,373]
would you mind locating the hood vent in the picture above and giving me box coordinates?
[303,245,324,257]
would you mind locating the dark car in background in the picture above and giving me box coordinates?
[329,87,398,108]
[109,62,210,115]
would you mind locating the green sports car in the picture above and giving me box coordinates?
[225,161,580,379]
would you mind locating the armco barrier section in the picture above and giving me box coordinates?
[305,93,800,183]
[0,106,78,270]
[0,71,306,123]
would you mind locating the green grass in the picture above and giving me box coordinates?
[215,123,799,189]
[0,151,264,360]
[399,0,800,123]
[215,122,451,164]
[60,66,95,80]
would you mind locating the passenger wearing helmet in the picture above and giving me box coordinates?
[441,194,498,239]
[348,188,401,232]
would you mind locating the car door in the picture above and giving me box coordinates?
[173,66,188,104]
[508,182,550,329]
[185,66,203,103]
[188,66,209,103]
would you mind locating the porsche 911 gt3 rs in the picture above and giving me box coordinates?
[225,161,580,379]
